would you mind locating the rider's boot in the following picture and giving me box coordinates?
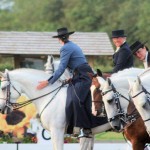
[78,128,92,138]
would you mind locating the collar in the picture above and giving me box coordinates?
[115,41,126,53]
[143,51,148,68]
[144,51,148,62]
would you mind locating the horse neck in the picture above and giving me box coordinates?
[111,68,144,78]
[111,77,131,89]
[117,88,130,111]
[127,100,139,116]
[139,67,150,77]
[141,75,150,89]
[10,70,56,105]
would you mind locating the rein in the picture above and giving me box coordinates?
[1,73,65,111]
[12,85,64,110]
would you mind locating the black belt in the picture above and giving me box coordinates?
[73,63,88,76]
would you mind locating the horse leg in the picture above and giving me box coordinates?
[80,136,94,150]
[50,127,65,150]
[132,142,145,150]
[87,136,94,150]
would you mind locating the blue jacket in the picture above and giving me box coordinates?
[112,42,133,73]
[49,41,87,84]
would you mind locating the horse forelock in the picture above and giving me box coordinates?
[96,76,106,90]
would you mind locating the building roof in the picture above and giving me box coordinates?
[0,31,114,56]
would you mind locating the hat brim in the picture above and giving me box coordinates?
[111,35,127,38]
[52,31,75,38]
[132,41,147,54]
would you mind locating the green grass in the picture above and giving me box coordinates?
[95,131,125,142]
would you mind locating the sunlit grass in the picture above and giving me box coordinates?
[95,132,125,141]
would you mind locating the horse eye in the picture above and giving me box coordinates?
[1,88,5,91]
[1,87,6,91]
[107,99,113,104]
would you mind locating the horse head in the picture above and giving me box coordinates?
[102,77,131,131]
[89,69,106,117]
[129,77,146,107]
[0,70,22,114]
[129,75,150,135]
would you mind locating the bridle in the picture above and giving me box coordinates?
[131,85,150,122]
[102,82,138,128]
[0,73,65,117]
[0,73,22,112]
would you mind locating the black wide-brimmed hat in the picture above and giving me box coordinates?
[112,29,127,38]
[130,40,147,54]
[52,27,75,38]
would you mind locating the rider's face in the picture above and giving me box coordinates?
[134,47,147,61]
[112,37,126,47]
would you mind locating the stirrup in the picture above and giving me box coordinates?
[78,128,92,138]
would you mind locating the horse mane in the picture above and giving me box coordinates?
[111,67,144,79]
[8,60,71,81]
[9,68,49,80]
[138,67,150,78]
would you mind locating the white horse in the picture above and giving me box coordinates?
[0,64,111,149]
[100,68,150,150]
[98,68,144,129]
[129,69,150,136]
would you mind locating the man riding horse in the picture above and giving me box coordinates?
[36,27,94,138]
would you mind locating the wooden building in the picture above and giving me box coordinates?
[0,31,114,70]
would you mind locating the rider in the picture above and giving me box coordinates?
[36,27,93,138]
[130,40,150,68]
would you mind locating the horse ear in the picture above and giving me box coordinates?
[96,69,103,77]
[0,70,8,79]
[103,78,111,89]
[0,72,5,78]
[107,78,111,86]
[137,76,141,84]
[5,69,9,73]
[135,76,142,91]
[50,55,54,64]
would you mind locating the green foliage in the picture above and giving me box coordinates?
[93,56,113,72]
[0,0,149,45]
[0,56,14,71]
[0,134,13,143]
[0,0,148,70]
[95,132,124,141]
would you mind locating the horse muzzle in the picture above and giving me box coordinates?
[109,117,122,131]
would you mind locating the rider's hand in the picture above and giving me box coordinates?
[36,80,49,90]
[66,78,72,83]
[62,78,72,85]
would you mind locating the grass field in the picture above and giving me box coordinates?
[95,131,125,142]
